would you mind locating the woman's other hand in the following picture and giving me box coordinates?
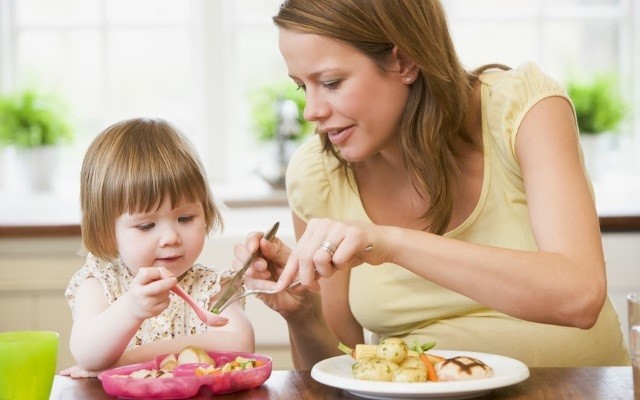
[275,218,387,292]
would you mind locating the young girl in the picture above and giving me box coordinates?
[62,118,254,377]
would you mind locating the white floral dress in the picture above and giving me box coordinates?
[65,253,236,350]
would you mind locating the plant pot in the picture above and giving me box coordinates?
[255,139,298,191]
[15,145,60,192]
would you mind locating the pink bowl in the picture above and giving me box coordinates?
[98,351,272,399]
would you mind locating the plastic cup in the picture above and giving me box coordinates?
[628,294,640,400]
[0,331,59,400]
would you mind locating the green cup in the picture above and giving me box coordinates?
[0,331,59,400]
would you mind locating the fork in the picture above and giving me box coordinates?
[214,280,303,314]
[215,244,372,313]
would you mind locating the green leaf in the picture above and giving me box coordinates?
[566,74,627,135]
[247,80,313,142]
[0,89,74,148]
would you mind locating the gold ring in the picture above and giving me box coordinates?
[319,240,337,256]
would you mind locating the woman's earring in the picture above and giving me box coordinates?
[405,77,412,83]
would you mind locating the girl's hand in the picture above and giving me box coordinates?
[59,364,100,378]
[126,267,176,321]
[275,219,385,292]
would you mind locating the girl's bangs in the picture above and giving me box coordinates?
[120,157,204,214]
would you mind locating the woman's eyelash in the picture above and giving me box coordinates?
[295,79,341,92]
[323,79,341,89]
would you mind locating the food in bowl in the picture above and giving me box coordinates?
[111,345,216,379]
[98,348,272,399]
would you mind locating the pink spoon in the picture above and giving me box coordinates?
[170,284,228,327]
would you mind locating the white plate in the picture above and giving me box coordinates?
[310,350,529,400]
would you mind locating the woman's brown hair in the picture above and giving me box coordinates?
[274,0,487,234]
[80,118,223,261]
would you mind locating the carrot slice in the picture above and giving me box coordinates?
[419,352,439,382]
[413,339,438,382]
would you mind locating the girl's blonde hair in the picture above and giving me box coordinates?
[274,0,490,234]
[80,118,223,261]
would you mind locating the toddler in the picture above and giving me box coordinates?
[62,118,254,377]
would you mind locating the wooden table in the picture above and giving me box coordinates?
[51,367,635,399]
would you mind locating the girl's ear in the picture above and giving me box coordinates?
[391,46,419,84]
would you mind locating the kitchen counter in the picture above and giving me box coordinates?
[2,173,640,236]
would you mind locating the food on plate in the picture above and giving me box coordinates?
[114,346,216,379]
[339,338,493,383]
[392,366,428,383]
[159,354,178,371]
[352,357,399,381]
[434,356,494,381]
[339,338,440,383]
[398,355,425,370]
[126,368,174,379]
[177,345,215,365]
[376,337,410,364]
[411,339,439,382]
[99,350,273,398]
[195,356,264,376]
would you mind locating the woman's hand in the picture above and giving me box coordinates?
[275,218,386,292]
[125,267,176,321]
[233,231,311,317]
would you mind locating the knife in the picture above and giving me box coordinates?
[210,221,279,314]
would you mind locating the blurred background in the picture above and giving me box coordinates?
[0,0,638,371]
[0,0,638,194]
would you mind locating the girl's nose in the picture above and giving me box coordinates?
[160,227,181,246]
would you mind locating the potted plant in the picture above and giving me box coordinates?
[0,89,74,192]
[248,80,313,189]
[249,80,312,142]
[566,73,627,177]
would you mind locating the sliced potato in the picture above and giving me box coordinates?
[178,346,215,366]
[159,354,178,371]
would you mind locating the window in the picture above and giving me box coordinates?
[1,0,207,192]
[0,0,638,202]
[444,0,639,179]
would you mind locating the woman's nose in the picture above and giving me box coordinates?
[303,91,329,122]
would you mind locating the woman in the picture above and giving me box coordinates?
[235,0,629,369]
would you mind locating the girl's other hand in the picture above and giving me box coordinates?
[59,364,100,378]
[126,267,176,321]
